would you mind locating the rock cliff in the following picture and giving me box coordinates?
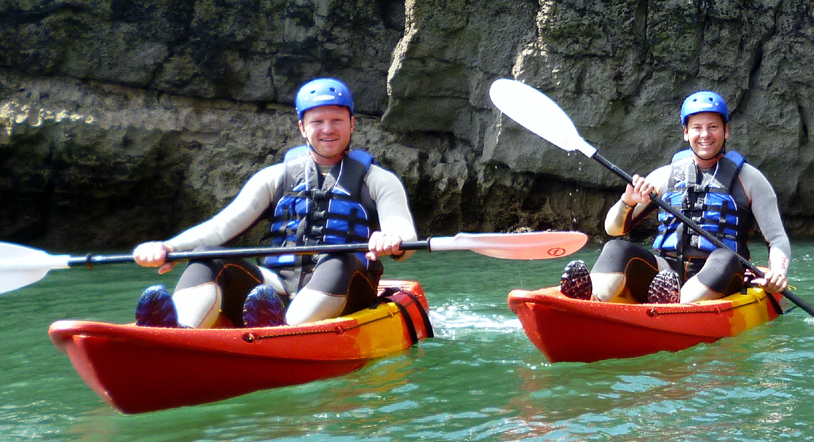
[2,0,813,250]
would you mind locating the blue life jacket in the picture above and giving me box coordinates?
[263,146,379,268]
[652,149,754,258]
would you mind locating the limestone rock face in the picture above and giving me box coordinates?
[2,0,813,250]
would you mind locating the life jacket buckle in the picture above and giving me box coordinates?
[311,190,329,200]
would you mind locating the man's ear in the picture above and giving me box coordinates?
[298,120,306,138]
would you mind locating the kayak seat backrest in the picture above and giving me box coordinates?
[377,287,434,343]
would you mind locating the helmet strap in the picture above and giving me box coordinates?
[691,140,726,162]
[304,138,351,160]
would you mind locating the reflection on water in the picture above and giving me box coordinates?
[2,241,814,441]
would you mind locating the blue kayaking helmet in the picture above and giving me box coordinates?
[680,91,729,126]
[295,78,354,120]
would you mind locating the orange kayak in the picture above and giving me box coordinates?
[508,285,786,363]
[49,280,432,414]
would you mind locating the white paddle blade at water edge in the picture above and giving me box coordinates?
[0,242,71,294]
[489,79,597,158]
[428,231,588,260]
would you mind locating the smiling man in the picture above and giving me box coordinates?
[131,78,418,328]
[560,91,791,305]
[300,105,355,163]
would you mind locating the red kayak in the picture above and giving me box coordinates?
[49,280,432,414]
[508,285,785,363]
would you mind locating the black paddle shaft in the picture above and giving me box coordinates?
[592,152,812,316]
[65,241,432,268]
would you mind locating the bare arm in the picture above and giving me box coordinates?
[605,166,670,236]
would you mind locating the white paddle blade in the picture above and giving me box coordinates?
[0,242,71,294]
[429,231,588,260]
[489,79,597,158]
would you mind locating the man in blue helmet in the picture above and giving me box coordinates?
[560,91,790,304]
[131,78,418,328]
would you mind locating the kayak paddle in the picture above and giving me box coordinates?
[0,231,588,294]
[489,78,814,317]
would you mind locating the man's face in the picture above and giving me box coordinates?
[298,105,355,165]
[684,112,729,163]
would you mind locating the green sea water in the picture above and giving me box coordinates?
[3,239,814,441]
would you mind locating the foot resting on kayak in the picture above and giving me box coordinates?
[647,269,681,304]
[560,260,593,300]
[243,285,287,327]
[135,285,178,327]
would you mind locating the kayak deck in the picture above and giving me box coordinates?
[508,285,785,363]
[49,280,431,414]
